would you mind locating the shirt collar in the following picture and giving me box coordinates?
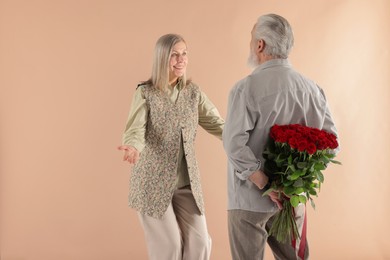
[252,59,291,74]
[175,78,185,90]
[167,78,184,92]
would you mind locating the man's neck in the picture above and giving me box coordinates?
[258,54,274,65]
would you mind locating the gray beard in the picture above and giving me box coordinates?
[247,50,260,69]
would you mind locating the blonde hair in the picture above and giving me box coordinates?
[143,34,190,90]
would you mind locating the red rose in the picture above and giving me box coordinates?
[270,125,282,140]
[297,140,308,152]
[288,137,299,149]
[276,132,288,143]
[285,129,296,139]
[307,133,318,143]
[307,143,317,154]
[317,139,327,150]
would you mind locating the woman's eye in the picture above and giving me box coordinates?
[171,52,187,58]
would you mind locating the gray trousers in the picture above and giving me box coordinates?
[228,208,309,260]
[138,188,211,260]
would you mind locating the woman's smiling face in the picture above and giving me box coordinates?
[168,41,188,85]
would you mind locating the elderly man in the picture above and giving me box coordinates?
[223,14,339,260]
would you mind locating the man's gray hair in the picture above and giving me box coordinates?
[254,14,294,59]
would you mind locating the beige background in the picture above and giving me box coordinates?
[1,0,389,259]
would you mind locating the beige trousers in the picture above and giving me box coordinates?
[137,188,212,260]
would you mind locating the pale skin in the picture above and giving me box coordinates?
[247,25,283,209]
[118,41,188,164]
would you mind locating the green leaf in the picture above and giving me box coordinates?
[320,156,330,164]
[330,159,342,165]
[316,171,324,182]
[310,198,316,209]
[262,187,275,197]
[311,182,319,188]
[283,186,295,195]
[308,188,317,196]
[314,163,326,171]
[299,169,308,176]
[324,153,335,159]
[275,154,287,163]
[287,164,296,172]
[290,195,300,207]
[287,171,302,181]
[293,179,303,187]
[282,179,294,186]
[299,195,307,204]
[297,162,307,169]
[294,187,304,194]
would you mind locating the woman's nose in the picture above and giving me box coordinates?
[177,54,184,62]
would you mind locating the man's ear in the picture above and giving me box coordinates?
[257,39,265,53]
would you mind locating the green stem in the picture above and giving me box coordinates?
[269,200,300,243]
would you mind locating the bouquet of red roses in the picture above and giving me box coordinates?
[263,124,340,243]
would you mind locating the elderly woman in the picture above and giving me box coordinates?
[118,34,224,260]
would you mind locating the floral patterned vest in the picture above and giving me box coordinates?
[128,83,205,219]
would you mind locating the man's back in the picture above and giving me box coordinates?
[224,58,338,212]
[224,14,339,260]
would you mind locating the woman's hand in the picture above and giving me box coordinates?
[117,145,139,165]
